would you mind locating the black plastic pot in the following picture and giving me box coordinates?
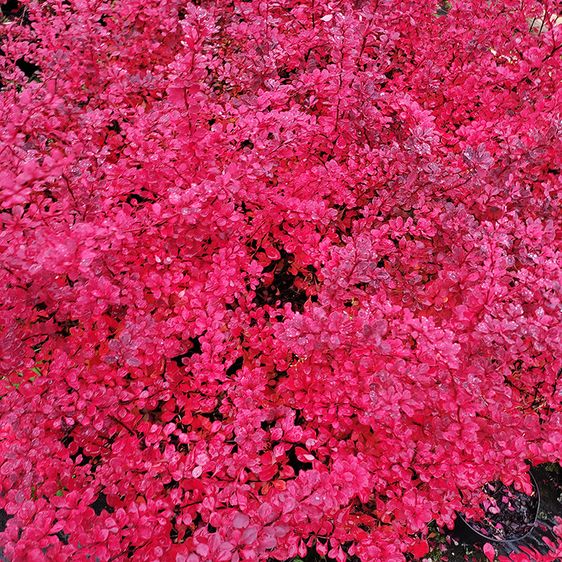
[454,471,541,550]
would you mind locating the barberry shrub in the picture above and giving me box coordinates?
[0,0,561,560]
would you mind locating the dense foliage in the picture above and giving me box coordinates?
[0,0,561,560]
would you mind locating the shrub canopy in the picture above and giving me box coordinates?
[0,0,561,560]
